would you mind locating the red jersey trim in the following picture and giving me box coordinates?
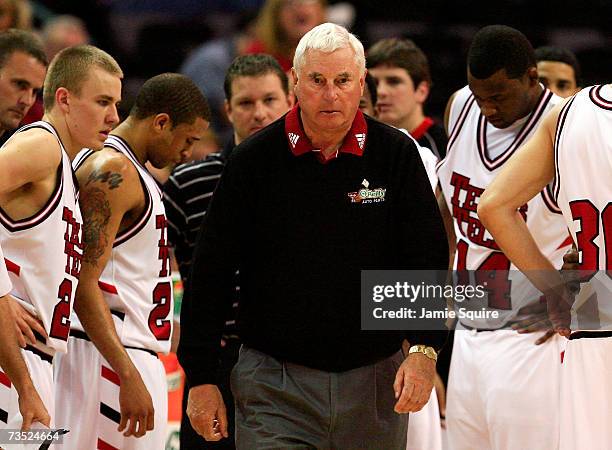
[439,94,477,173]
[284,105,367,162]
[0,123,67,232]
[477,88,553,171]
[103,136,155,248]
[97,437,119,450]
[98,281,118,295]
[589,85,612,111]
[552,95,577,202]
[4,258,20,276]
[101,365,120,386]
[0,371,11,388]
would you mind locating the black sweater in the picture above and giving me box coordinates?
[179,115,449,386]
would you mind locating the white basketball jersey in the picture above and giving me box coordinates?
[71,135,173,353]
[437,86,571,328]
[0,245,10,296]
[553,84,612,330]
[0,121,82,353]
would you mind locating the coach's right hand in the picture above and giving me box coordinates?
[187,384,228,441]
[118,370,155,438]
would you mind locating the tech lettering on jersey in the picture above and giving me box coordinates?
[62,206,83,278]
[450,172,527,250]
[156,214,170,278]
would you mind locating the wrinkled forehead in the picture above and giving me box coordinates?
[300,47,360,77]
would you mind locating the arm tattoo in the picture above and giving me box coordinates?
[86,169,123,189]
[81,186,111,266]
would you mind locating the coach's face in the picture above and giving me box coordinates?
[293,47,364,135]
[67,66,121,149]
[0,51,45,133]
[468,67,538,129]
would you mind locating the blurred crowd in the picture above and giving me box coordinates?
[8,0,611,168]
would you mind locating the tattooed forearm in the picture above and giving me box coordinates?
[80,186,111,266]
[86,169,123,189]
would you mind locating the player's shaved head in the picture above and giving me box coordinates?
[43,44,123,112]
[468,25,535,80]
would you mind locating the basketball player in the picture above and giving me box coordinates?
[436,25,570,450]
[479,83,612,449]
[0,245,51,432]
[0,42,126,440]
[55,73,210,450]
[0,29,51,433]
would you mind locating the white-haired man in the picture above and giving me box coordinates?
[179,23,448,449]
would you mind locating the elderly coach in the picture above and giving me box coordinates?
[178,23,448,449]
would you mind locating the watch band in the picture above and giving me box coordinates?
[408,344,438,361]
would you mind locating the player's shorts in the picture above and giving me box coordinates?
[560,333,612,450]
[406,385,442,450]
[446,326,564,450]
[54,334,167,450]
[0,347,54,449]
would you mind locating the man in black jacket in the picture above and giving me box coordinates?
[179,23,448,450]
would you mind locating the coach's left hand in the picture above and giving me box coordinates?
[393,352,436,413]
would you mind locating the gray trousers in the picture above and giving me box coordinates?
[230,346,408,450]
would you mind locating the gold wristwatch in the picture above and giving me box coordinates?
[408,344,438,362]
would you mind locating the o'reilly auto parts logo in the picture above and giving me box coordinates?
[347,179,386,204]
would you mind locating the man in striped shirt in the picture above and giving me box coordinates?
[163,53,293,450]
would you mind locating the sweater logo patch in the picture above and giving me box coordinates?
[355,133,366,149]
[288,132,300,148]
[347,179,386,204]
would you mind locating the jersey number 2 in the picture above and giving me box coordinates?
[148,281,171,340]
[50,278,72,340]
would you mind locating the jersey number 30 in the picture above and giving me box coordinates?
[570,200,612,276]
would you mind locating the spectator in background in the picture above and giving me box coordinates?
[368,38,447,159]
[359,71,377,116]
[17,14,92,127]
[0,28,44,149]
[42,15,90,60]
[535,45,581,98]
[244,0,326,72]
[164,54,293,450]
[0,0,31,31]
[181,11,258,142]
